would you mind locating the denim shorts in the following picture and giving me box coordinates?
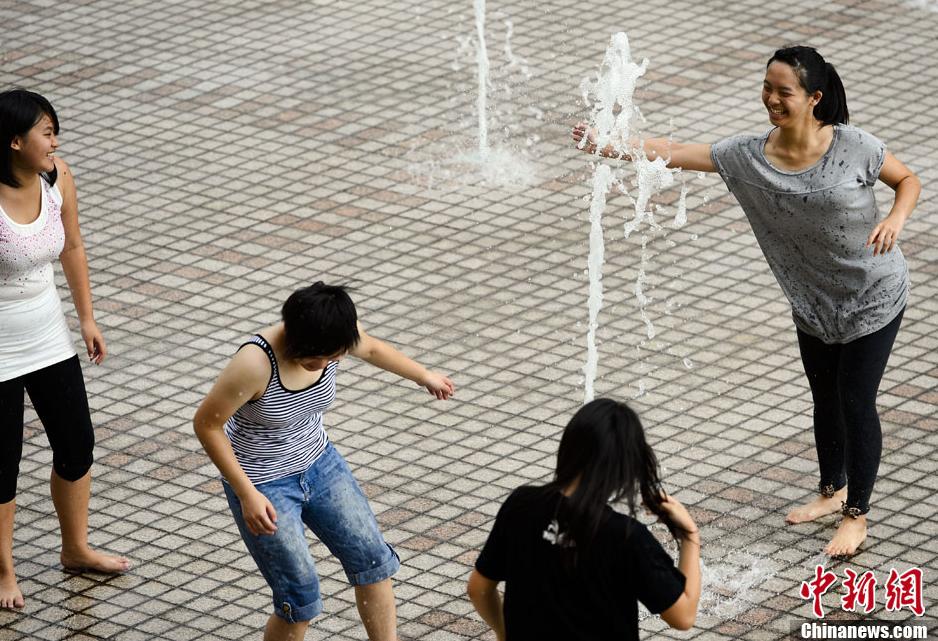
[224,442,400,623]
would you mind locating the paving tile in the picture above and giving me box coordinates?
[2,0,937,639]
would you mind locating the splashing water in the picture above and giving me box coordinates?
[624,156,671,238]
[583,164,615,402]
[904,0,938,10]
[578,32,688,400]
[634,379,646,398]
[411,145,535,191]
[474,0,490,158]
[578,33,646,402]
[579,32,648,156]
[635,527,786,623]
[672,183,688,228]
[699,552,780,619]
[634,235,655,339]
[503,20,531,77]
[408,1,535,190]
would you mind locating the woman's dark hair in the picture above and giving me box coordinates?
[281,282,360,359]
[543,398,689,557]
[767,46,848,126]
[0,89,60,188]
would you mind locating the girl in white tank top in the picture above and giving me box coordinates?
[0,175,75,380]
[0,89,129,612]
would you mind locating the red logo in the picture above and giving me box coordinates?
[840,569,877,614]
[800,565,838,618]
[800,565,926,618]
[884,567,924,616]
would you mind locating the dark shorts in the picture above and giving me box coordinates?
[0,355,94,502]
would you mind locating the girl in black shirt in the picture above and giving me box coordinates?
[468,398,701,640]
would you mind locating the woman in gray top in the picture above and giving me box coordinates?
[573,46,921,557]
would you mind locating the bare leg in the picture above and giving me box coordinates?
[264,615,310,641]
[355,579,397,641]
[0,500,24,609]
[826,515,867,557]
[51,470,129,572]
[785,487,847,524]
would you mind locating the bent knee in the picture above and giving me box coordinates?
[53,453,93,482]
[0,472,18,504]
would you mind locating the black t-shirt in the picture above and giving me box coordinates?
[475,486,686,641]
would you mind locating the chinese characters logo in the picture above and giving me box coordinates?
[800,565,924,618]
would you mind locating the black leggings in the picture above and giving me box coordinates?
[0,355,95,503]
[796,309,903,515]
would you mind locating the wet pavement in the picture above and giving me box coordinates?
[1,0,937,639]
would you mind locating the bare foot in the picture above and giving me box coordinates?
[61,548,130,574]
[826,516,867,557]
[785,487,847,524]
[0,572,24,610]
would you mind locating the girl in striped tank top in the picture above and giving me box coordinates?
[194,283,454,641]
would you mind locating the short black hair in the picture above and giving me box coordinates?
[281,282,360,359]
[0,89,60,188]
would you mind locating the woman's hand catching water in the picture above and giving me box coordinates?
[572,123,636,160]
[572,122,599,154]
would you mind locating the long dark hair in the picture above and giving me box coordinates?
[767,46,848,126]
[0,89,60,188]
[542,398,690,556]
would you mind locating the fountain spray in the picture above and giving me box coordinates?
[474,0,490,159]
[579,32,686,402]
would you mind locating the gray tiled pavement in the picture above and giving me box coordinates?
[2,0,937,639]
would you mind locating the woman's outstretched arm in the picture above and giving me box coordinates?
[572,123,716,172]
[349,322,455,399]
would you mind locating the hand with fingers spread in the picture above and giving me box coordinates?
[572,122,599,154]
[866,213,905,256]
[572,122,628,159]
[422,372,455,400]
[241,489,278,536]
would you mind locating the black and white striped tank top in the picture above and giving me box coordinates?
[224,335,338,485]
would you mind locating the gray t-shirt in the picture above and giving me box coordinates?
[711,124,908,344]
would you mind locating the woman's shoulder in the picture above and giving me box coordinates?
[710,131,766,174]
[232,334,277,371]
[505,484,547,504]
[831,124,886,182]
[834,123,885,151]
[47,157,75,207]
[222,336,276,401]
[834,122,873,137]
[603,508,656,543]
[497,484,554,516]
[49,157,74,188]
[715,130,765,147]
